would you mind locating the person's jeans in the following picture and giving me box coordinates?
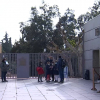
[59,68,64,82]
[51,72,54,81]
[38,74,42,82]
[45,71,47,80]
[1,71,7,81]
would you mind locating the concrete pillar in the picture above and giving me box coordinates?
[17,54,29,78]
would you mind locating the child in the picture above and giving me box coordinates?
[50,62,54,81]
[36,62,44,82]
[53,60,59,82]
[46,61,51,82]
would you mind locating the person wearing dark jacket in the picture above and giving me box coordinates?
[46,61,51,82]
[0,58,8,82]
[45,57,49,80]
[45,56,53,80]
[50,62,54,81]
[53,60,59,82]
[36,62,44,82]
[57,56,64,83]
[49,56,53,65]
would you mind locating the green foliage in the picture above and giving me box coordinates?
[64,39,76,51]
[12,0,100,53]
[68,39,76,47]
[51,29,63,49]
[2,32,12,53]
[56,8,77,40]
[11,3,61,53]
[77,0,100,31]
[11,38,28,53]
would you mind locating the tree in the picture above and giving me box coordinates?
[48,8,77,52]
[2,32,12,53]
[56,8,77,40]
[11,3,60,53]
[77,0,100,32]
[90,0,100,17]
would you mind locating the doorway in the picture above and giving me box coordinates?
[93,50,100,80]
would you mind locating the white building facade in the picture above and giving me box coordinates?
[0,42,2,53]
[83,15,100,80]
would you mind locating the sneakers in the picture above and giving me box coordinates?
[46,80,50,82]
[2,80,8,82]
[60,81,64,83]
[4,80,8,82]
[38,80,43,82]
[54,80,58,82]
[58,81,64,83]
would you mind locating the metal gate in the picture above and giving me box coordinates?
[0,53,79,78]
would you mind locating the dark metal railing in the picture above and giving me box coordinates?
[0,53,79,78]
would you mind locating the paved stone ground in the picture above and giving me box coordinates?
[0,78,100,100]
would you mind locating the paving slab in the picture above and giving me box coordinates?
[0,78,100,100]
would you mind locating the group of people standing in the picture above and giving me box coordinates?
[0,56,65,83]
[37,55,66,83]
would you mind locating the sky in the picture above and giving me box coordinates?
[0,0,96,44]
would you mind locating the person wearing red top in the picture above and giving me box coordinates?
[36,62,44,82]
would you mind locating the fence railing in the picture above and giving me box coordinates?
[0,53,79,78]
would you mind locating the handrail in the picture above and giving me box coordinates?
[91,67,100,93]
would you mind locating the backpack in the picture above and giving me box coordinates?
[62,59,66,68]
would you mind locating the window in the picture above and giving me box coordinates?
[95,28,100,36]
